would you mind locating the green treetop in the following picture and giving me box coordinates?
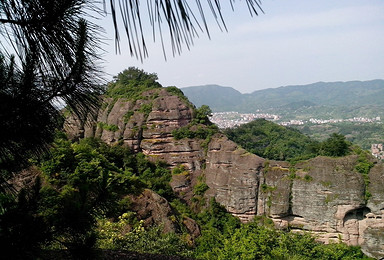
[106,67,162,99]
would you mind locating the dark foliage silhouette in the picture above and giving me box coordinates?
[0,1,102,176]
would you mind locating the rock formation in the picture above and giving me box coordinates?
[128,189,180,233]
[65,87,384,259]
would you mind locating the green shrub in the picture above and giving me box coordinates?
[123,111,134,123]
[96,217,192,257]
[194,183,209,196]
[106,67,162,99]
[172,124,218,140]
[172,126,195,140]
[98,122,119,132]
[304,174,313,182]
[172,165,187,175]
[319,133,351,157]
[193,105,212,125]
[138,103,153,117]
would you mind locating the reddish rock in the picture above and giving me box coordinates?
[129,189,178,233]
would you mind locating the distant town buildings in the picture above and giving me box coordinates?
[308,116,381,125]
[210,112,383,156]
[209,112,280,128]
[280,120,305,126]
[372,144,384,160]
[281,117,381,126]
[210,112,381,129]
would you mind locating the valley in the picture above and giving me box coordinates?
[183,81,384,150]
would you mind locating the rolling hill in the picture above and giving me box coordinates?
[181,80,384,113]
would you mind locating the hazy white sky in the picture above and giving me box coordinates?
[99,0,384,93]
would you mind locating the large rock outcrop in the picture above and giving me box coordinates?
[65,88,384,258]
[128,189,181,233]
[205,135,265,222]
[65,88,205,200]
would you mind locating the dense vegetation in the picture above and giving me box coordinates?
[0,134,370,259]
[196,217,371,260]
[294,122,384,150]
[172,105,218,140]
[0,134,188,258]
[106,67,162,99]
[224,119,351,161]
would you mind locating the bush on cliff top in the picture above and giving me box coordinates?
[224,119,319,161]
[106,67,162,99]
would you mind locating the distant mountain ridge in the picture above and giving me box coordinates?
[181,84,243,112]
[181,80,384,113]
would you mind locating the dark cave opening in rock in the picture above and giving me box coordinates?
[343,207,371,224]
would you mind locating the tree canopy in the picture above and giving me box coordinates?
[105,67,162,98]
[224,119,318,161]
[224,119,351,161]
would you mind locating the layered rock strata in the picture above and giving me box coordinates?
[65,88,384,258]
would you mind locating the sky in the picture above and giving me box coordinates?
[99,0,384,94]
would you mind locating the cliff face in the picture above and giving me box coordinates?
[65,88,384,259]
[65,88,206,200]
[205,136,265,222]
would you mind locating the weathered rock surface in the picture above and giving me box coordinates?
[65,88,384,258]
[277,157,367,243]
[4,166,41,193]
[205,135,264,222]
[128,189,179,233]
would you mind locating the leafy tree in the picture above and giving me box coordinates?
[39,136,134,252]
[97,217,192,257]
[194,198,241,258]
[36,135,174,251]
[0,178,52,259]
[194,105,213,125]
[319,133,350,157]
[225,119,319,161]
[113,67,159,86]
[0,1,102,177]
[224,119,353,161]
[106,67,162,99]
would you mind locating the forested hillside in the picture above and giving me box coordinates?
[182,80,384,112]
[181,85,243,112]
